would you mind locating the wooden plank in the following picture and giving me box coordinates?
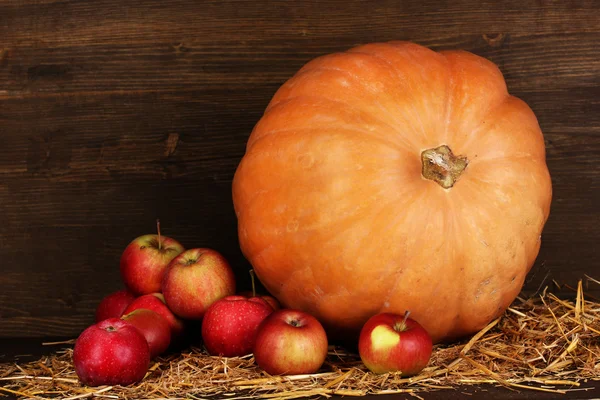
[0,316,97,338]
[1,32,599,96]
[1,0,598,46]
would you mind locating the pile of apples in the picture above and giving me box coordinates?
[73,222,434,387]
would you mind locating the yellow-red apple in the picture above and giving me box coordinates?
[253,309,328,375]
[120,222,184,295]
[161,248,236,320]
[358,312,432,375]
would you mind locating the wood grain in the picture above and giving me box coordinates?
[0,0,598,338]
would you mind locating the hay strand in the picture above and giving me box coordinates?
[1,280,599,399]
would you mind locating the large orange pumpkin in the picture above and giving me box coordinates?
[232,41,552,344]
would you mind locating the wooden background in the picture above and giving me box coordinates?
[0,0,598,338]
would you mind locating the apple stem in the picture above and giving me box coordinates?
[401,310,411,330]
[156,219,162,250]
[394,310,411,332]
[249,269,256,297]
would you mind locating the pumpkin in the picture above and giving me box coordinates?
[232,41,552,344]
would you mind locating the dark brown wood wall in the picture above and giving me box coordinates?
[0,0,598,338]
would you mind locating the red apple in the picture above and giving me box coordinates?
[238,291,281,311]
[253,309,328,375]
[237,270,281,311]
[121,309,171,359]
[161,248,236,320]
[123,293,186,344]
[358,312,432,376]
[201,295,274,357]
[73,318,150,386]
[95,289,136,322]
[120,221,184,295]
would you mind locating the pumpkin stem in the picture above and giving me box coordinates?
[421,145,468,189]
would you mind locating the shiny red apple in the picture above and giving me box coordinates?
[95,289,136,322]
[237,270,280,310]
[358,312,432,376]
[120,221,184,295]
[201,295,273,357]
[73,318,150,386]
[238,291,280,311]
[121,309,171,359]
[253,309,328,375]
[123,293,186,344]
[162,248,236,320]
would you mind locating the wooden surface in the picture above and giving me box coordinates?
[0,0,599,338]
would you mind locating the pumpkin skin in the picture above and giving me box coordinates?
[232,41,552,344]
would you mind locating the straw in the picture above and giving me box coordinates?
[0,277,598,398]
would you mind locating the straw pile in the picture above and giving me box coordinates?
[1,276,599,399]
